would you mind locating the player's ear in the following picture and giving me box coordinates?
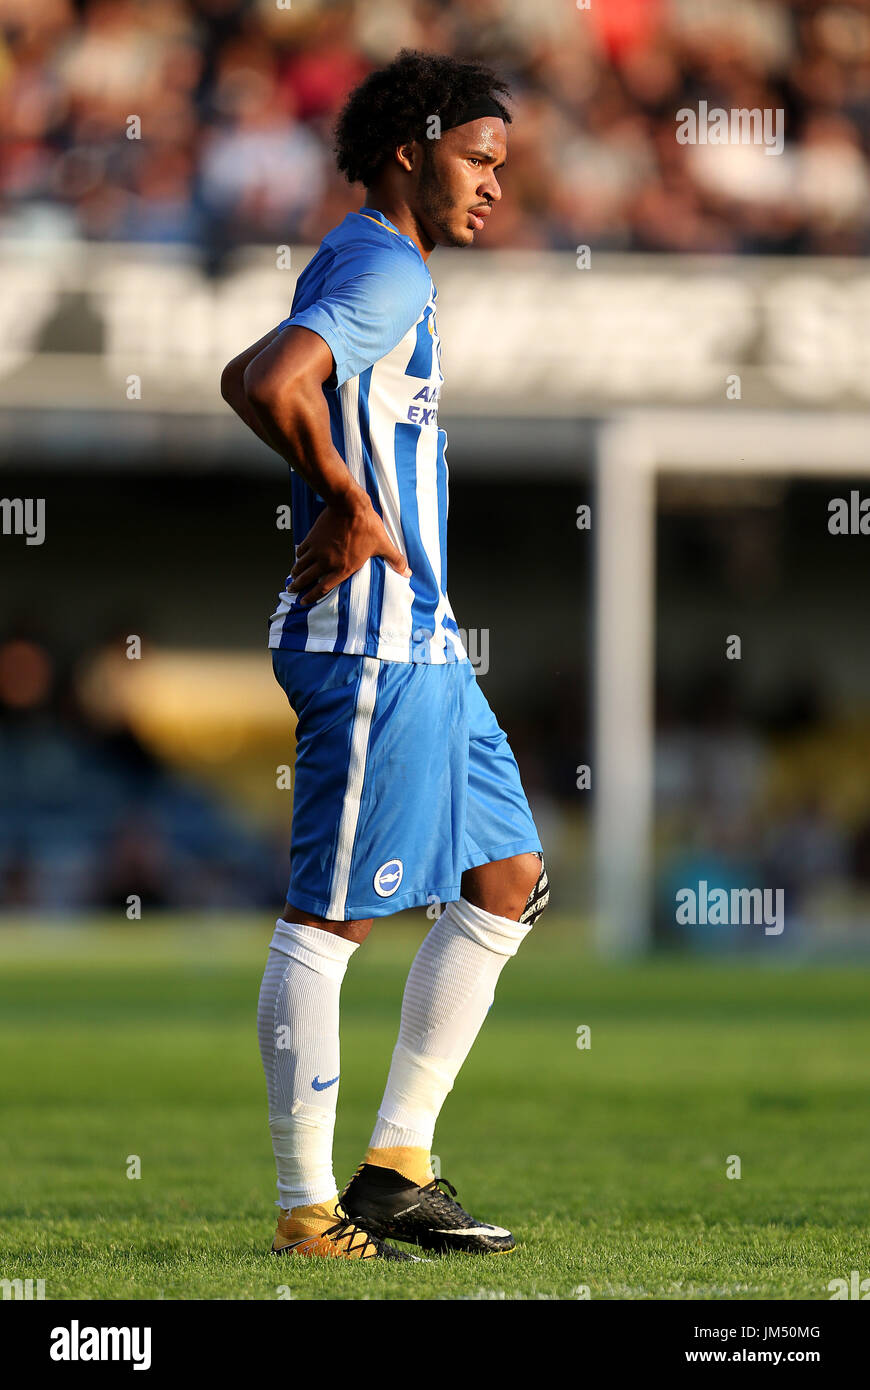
[395,140,419,174]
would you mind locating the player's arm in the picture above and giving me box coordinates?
[231,324,410,605]
[240,325,363,508]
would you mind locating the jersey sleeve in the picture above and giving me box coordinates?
[278,252,430,389]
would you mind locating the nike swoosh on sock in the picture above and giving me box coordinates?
[311,1074,340,1091]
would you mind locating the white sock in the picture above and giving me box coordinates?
[257,919,359,1210]
[369,897,532,1152]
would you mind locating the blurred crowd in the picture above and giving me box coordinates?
[2,0,870,261]
[0,628,284,912]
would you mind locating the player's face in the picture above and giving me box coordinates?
[415,117,507,248]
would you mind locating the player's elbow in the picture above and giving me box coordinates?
[243,358,310,427]
[222,351,275,416]
[243,357,283,414]
[220,357,246,410]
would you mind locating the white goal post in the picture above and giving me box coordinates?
[593,409,870,957]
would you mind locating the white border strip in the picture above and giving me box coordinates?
[326,656,380,919]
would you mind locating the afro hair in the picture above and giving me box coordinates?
[334,49,512,188]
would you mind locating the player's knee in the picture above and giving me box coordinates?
[519,851,550,928]
[282,902,372,944]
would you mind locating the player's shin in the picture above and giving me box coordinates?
[365,896,535,1183]
[256,919,359,1213]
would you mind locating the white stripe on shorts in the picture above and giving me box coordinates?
[326,656,380,919]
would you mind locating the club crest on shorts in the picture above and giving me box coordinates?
[373,859,403,897]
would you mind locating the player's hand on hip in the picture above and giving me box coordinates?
[287,494,411,606]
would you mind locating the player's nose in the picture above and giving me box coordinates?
[479,170,502,203]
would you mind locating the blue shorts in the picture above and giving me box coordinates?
[272,649,542,920]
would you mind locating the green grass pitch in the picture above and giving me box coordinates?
[0,914,867,1301]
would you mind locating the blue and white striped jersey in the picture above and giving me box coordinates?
[267,206,467,665]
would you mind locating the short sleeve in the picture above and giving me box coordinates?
[279,258,430,389]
